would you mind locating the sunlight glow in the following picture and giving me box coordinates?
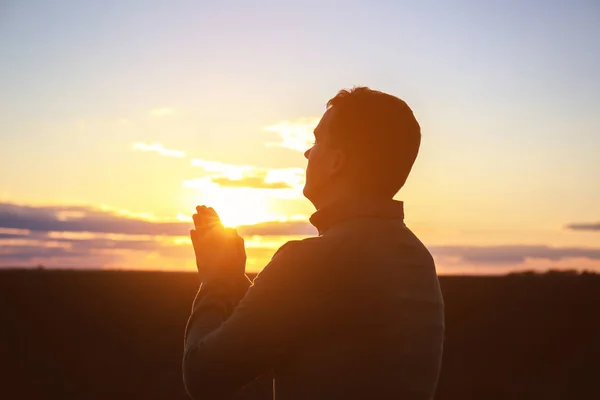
[264,117,319,152]
[133,142,185,158]
[149,107,177,117]
[99,205,161,222]
[183,185,284,228]
[264,168,305,187]
[190,158,254,178]
[183,159,307,227]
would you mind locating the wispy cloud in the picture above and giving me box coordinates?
[264,117,319,152]
[0,202,189,236]
[0,232,29,239]
[431,245,600,265]
[0,235,286,270]
[0,202,314,238]
[0,237,186,267]
[133,142,185,158]
[149,107,177,117]
[2,202,600,273]
[211,176,292,189]
[565,222,600,231]
[0,202,316,268]
[0,228,30,237]
[189,158,304,190]
[191,159,254,177]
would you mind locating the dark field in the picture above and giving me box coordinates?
[1,269,598,400]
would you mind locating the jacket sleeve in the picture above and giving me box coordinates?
[182,240,324,399]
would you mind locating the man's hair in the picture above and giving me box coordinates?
[325,86,421,198]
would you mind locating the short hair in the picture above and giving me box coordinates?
[325,86,421,198]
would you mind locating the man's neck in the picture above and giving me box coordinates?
[310,195,403,235]
[314,191,389,212]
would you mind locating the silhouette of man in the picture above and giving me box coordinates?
[183,87,444,400]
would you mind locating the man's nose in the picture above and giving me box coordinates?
[304,148,311,159]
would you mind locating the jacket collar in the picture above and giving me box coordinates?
[309,197,404,235]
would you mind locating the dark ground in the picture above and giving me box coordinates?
[1,269,598,400]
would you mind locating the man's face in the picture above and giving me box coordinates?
[303,108,343,207]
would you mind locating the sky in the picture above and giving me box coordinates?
[1,0,599,274]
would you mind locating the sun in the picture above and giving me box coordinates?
[188,187,281,228]
[215,196,270,227]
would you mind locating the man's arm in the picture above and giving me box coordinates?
[182,240,329,399]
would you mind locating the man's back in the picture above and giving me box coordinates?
[271,200,444,399]
[183,199,444,400]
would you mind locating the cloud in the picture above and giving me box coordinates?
[264,117,319,152]
[0,245,85,261]
[430,245,600,265]
[2,202,600,273]
[0,202,315,266]
[149,107,176,117]
[0,225,196,266]
[191,159,253,175]
[565,222,600,231]
[0,239,191,267]
[0,237,285,269]
[0,203,190,236]
[0,233,28,239]
[0,229,301,269]
[133,142,185,158]
[0,228,30,239]
[0,202,318,268]
[211,176,292,189]
[0,235,129,267]
[190,158,304,190]
[0,202,316,238]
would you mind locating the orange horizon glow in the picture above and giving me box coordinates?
[2,1,600,273]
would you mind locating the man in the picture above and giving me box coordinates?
[183,87,445,399]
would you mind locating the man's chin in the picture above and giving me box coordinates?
[302,185,320,208]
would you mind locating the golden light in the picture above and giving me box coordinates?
[182,186,284,228]
[263,118,319,152]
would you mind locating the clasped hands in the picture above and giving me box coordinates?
[190,205,246,281]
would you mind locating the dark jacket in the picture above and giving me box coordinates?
[183,199,445,399]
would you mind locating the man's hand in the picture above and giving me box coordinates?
[190,206,246,280]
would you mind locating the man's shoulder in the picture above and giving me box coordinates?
[251,238,327,286]
[270,235,329,261]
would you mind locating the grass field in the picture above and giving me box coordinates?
[1,269,598,399]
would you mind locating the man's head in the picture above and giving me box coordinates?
[303,87,421,209]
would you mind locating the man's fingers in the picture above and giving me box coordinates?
[193,214,213,230]
[193,205,220,230]
[196,205,219,220]
[192,213,202,228]
[206,207,219,220]
[192,224,227,250]
[193,211,216,228]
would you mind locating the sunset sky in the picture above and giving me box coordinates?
[1,0,599,274]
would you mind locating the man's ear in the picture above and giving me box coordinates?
[330,148,347,176]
